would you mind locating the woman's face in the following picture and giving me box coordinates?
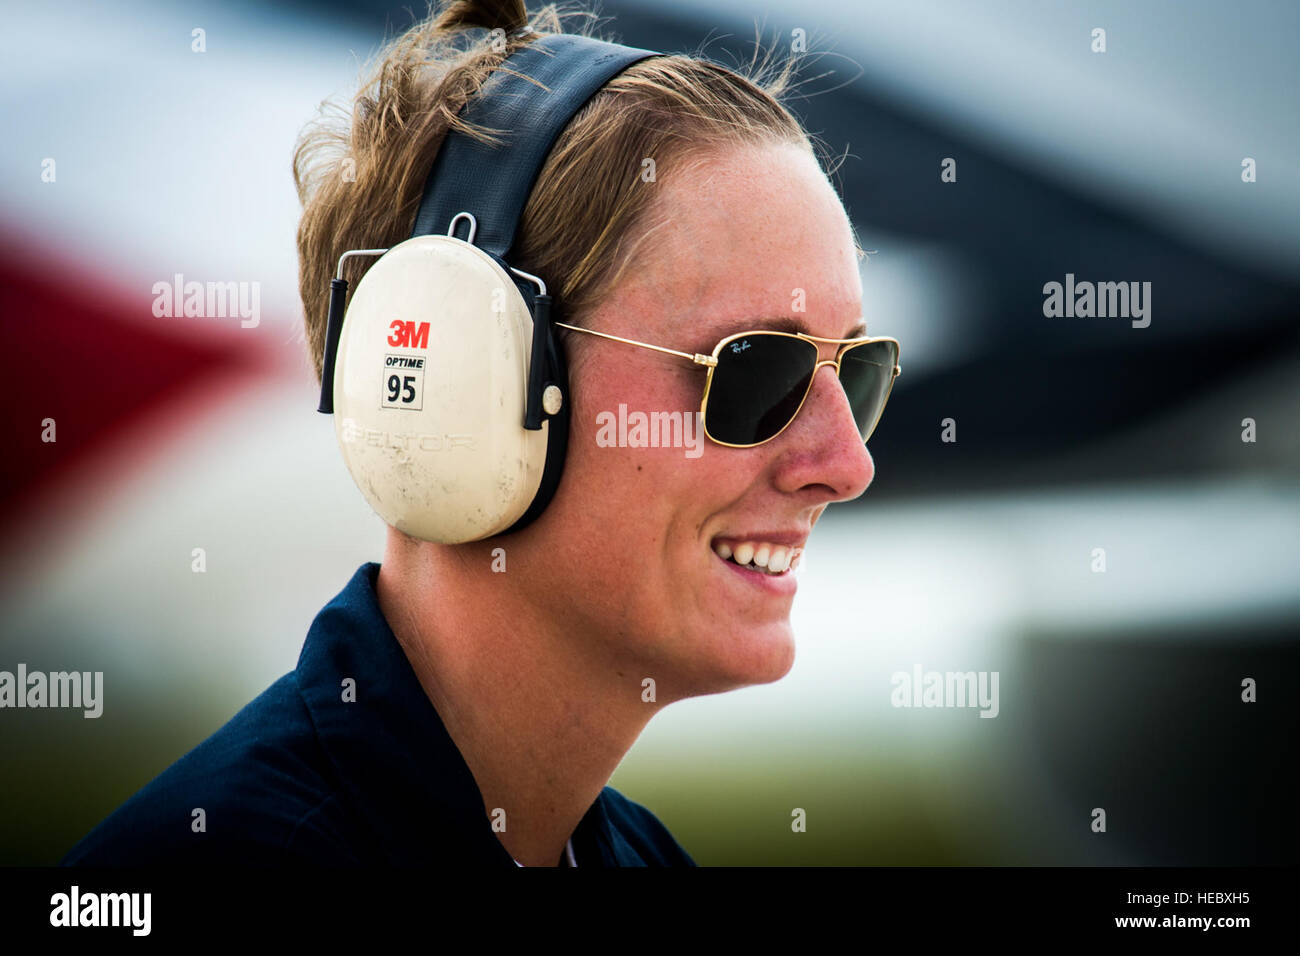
[522,140,875,700]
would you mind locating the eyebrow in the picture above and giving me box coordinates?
[705,316,869,341]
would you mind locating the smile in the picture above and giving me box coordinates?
[710,538,805,576]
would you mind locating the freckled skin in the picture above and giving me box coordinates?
[507,141,876,700]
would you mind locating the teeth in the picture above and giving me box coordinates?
[711,539,803,575]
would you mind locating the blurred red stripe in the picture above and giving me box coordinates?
[0,231,283,549]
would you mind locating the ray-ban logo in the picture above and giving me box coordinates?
[730,340,751,354]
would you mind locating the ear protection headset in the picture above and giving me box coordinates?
[315,32,660,544]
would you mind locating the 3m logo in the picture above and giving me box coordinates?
[387,320,430,349]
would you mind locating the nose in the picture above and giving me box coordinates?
[773,361,875,502]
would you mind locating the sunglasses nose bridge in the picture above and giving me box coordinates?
[796,356,855,429]
[810,357,844,391]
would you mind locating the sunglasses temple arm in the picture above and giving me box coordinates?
[553,322,717,367]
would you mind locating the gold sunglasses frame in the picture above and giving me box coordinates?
[552,322,902,448]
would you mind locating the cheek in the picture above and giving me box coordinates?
[558,360,733,553]
[577,359,722,476]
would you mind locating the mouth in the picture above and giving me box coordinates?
[709,537,806,577]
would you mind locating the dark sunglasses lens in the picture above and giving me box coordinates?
[706,334,818,445]
[839,340,899,440]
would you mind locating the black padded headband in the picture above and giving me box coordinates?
[409,33,661,258]
[318,32,660,416]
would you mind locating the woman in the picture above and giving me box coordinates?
[62,0,899,868]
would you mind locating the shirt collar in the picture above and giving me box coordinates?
[296,562,626,866]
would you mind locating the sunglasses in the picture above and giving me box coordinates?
[552,322,901,447]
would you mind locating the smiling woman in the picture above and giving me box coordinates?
[60,0,898,869]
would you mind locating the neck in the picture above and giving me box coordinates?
[375,532,658,867]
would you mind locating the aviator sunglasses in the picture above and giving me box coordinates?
[552,322,902,447]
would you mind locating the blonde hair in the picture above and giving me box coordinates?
[292,0,818,383]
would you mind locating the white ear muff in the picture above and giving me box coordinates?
[314,35,655,542]
[332,234,548,543]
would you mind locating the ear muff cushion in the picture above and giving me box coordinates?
[332,235,550,543]
[501,308,569,535]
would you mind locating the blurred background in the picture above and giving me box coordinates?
[1,0,1296,865]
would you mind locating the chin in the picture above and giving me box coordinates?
[672,621,797,699]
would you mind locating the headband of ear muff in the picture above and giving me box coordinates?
[318,32,660,544]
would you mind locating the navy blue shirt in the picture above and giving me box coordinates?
[62,563,695,867]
